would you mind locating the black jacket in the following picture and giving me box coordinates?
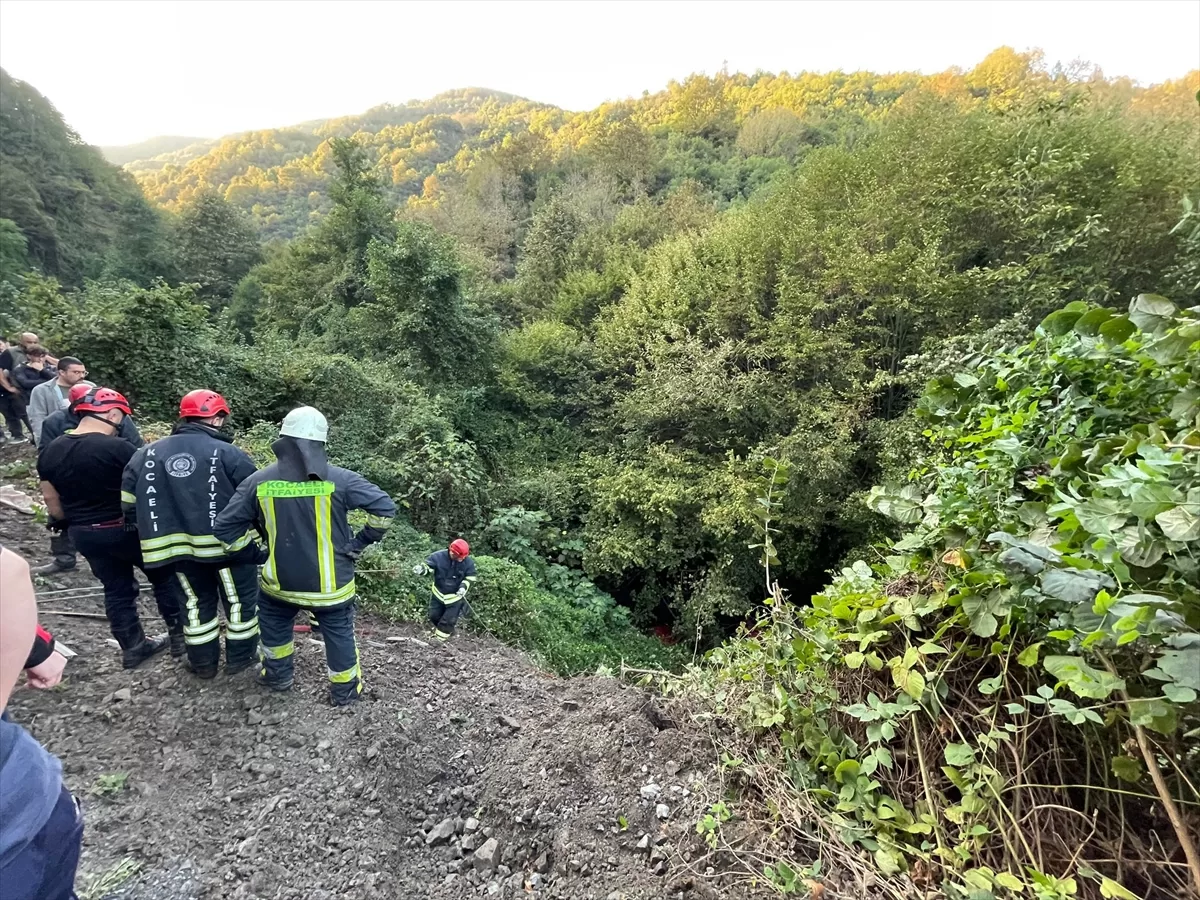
[12,364,54,396]
[121,423,257,567]
[423,549,478,600]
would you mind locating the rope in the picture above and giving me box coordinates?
[35,582,151,596]
[36,583,149,603]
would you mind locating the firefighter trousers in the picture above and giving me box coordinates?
[174,561,260,671]
[258,593,362,706]
[428,593,466,641]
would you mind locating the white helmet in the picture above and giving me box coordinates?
[280,406,328,443]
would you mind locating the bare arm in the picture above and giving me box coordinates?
[0,369,15,393]
[1,548,38,711]
[40,481,65,521]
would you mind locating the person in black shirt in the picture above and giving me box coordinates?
[38,388,183,669]
[32,383,144,576]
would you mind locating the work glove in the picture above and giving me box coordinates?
[455,587,468,601]
[346,545,363,561]
[122,518,138,533]
[412,563,427,576]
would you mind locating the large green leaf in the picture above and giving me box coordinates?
[1040,568,1113,605]
[1146,647,1200,691]
[866,483,925,525]
[1170,387,1200,423]
[1098,315,1135,344]
[944,743,976,766]
[1040,307,1087,336]
[1154,489,1200,542]
[1043,655,1126,700]
[962,589,1012,637]
[1127,293,1177,334]
[1072,497,1129,535]
[1073,307,1114,336]
[1115,528,1167,568]
[1126,481,1182,520]
[1145,330,1194,364]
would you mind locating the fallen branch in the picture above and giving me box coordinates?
[1102,655,1200,893]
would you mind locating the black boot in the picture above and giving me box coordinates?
[226,656,255,676]
[185,659,218,679]
[117,625,170,669]
[256,667,293,692]
[168,623,186,659]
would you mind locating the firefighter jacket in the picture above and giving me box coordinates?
[121,423,257,567]
[423,549,478,602]
[213,437,396,607]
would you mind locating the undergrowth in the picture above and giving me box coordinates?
[669,294,1200,899]
[351,522,683,676]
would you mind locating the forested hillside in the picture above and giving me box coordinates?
[99,134,210,167]
[0,69,173,285]
[115,48,1199,247]
[2,46,1198,897]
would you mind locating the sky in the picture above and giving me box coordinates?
[0,0,1197,147]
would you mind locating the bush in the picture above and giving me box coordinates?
[674,294,1200,898]
[358,546,682,676]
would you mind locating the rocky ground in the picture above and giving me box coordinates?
[1,444,772,900]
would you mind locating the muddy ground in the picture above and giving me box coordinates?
[1,445,774,900]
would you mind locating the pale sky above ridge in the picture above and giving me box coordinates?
[0,0,1197,147]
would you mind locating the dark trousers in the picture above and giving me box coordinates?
[0,784,84,900]
[49,527,77,568]
[428,593,466,640]
[70,525,180,642]
[174,561,260,669]
[258,593,361,705]
[0,391,29,439]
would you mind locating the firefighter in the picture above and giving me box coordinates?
[37,388,183,668]
[413,539,478,642]
[121,390,260,678]
[213,406,395,706]
[33,382,144,577]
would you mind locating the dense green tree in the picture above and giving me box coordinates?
[245,136,396,336]
[0,68,171,285]
[5,52,1198,644]
[172,190,262,304]
[0,217,29,296]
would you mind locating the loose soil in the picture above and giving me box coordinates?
[1,445,771,900]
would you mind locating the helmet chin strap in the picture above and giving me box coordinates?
[79,411,120,431]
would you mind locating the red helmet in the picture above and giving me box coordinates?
[449,539,470,559]
[180,389,230,419]
[67,383,92,405]
[75,387,131,416]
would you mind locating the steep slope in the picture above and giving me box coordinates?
[0,483,766,900]
[0,68,171,285]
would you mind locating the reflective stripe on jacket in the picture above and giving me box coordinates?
[213,464,396,607]
[121,424,257,567]
[424,549,477,602]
